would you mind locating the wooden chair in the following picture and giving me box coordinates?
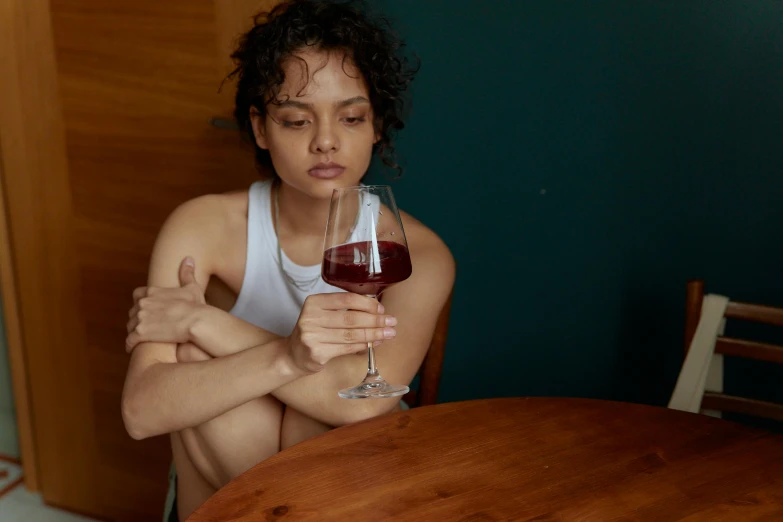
[402,290,453,407]
[684,280,783,421]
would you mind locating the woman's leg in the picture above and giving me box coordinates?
[279,400,404,450]
[170,431,216,521]
[175,343,284,489]
[280,406,333,450]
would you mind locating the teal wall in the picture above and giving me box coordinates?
[0,300,13,413]
[0,297,19,456]
[368,1,783,407]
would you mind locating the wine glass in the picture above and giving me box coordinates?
[321,185,413,399]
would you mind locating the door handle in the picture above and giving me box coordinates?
[209,117,240,130]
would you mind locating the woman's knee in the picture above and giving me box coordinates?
[176,343,212,363]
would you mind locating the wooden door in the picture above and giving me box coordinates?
[0,0,278,519]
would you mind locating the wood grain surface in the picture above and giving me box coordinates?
[189,398,783,521]
[2,0,263,518]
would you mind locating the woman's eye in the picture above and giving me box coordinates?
[282,120,308,128]
[342,117,366,125]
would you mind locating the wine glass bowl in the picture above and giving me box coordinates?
[321,240,412,297]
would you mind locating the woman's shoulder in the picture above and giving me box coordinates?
[174,178,273,225]
[148,187,255,287]
[166,189,249,230]
[155,187,254,256]
[400,210,456,284]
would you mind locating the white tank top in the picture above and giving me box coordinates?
[229,180,378,336]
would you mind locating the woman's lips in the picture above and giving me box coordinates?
[308,162,346,179]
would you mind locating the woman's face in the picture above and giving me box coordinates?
[251,48,378,200]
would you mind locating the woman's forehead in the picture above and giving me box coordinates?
[277,48,369,102]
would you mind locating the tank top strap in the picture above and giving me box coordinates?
[230,180,273,318]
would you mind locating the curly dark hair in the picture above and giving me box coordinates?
[228,0,419,177]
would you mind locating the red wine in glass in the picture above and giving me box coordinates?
[322,240,412,296]
[321,186,412,399]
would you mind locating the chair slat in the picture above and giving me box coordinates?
[715,337,783,365]
[701,393,783,422]
[725,301,783,327]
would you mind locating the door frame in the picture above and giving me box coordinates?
[0,0,96,500]
[0,0,55,492]
[0,141,38,490]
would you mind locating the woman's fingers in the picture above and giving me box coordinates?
[316,326,396,344]
[322,310,397,329]
[178,256,197,287]
[338,342,379,356]
[308,293,384,313]
[132,285,201,305]
[289,293,394,372]
[126,316,138,335]
[125,330,142,352]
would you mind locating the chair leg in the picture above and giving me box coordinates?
[685,280,705,355]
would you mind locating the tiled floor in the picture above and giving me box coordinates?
[0,459,98,521]
[0,456,23,493]
[0,485,99,521]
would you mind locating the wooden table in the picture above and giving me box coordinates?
[188,398,783,521]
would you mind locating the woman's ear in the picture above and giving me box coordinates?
[249,108,268,150]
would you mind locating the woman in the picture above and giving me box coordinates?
[120,1,455,519]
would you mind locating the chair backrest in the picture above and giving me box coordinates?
[684,279,783,421]
[403,290,453,408]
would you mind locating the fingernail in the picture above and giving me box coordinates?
[373,340,384,347]
[385,316,397,326]
[383,327,396,338]
[377,303,385,314]
[184,256,195,267]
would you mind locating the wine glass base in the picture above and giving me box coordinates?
[338,377,409,399]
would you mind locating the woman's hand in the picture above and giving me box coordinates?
[286,293,398,374]
[125,257,206,352]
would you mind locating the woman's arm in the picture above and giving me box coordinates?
[122,196,304,438]
[189,305,281,355]
[125,251,281,358]
[124,338,299,439]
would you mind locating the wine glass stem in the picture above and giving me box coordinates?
[366,294,380,377]
[367,343,378,376]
